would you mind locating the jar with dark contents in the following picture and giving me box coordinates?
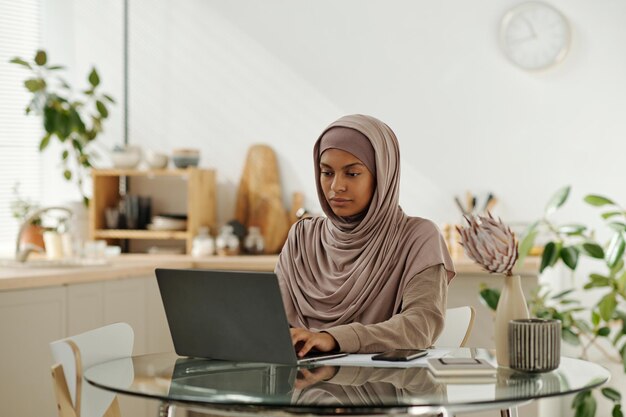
[244,226,265,255]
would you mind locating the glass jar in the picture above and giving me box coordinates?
[215,225,240,256]
[191,226,215,257]
[244,226,265,255]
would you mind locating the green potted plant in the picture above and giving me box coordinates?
[9,50,115,205]
[9,182,44,248]
[478,186,625,417]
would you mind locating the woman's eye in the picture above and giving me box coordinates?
[321,171,333,177]
[347,172,360,177]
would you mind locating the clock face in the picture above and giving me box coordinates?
[500,2,571,71]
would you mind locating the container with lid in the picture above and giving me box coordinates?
[215,225,240,256]
[244,226,265,255]
[191,226,215,257]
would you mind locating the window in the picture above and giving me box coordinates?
[0,0,42,255]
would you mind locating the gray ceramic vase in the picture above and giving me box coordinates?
[508,318,561,373]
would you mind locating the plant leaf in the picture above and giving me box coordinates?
[572,390,590,409]
[572,390,596,417]
[596,326,611,337]
[39,134,51,151]
[592,311,600,327]
[96,100,108,118]
[24,78,45,92]
[585,195,616,207]
[34,50,47,66]
[551,289,575,299]
[517,228,538,267]
[609,222,626,232]
[560,246,579,270]
[9,57,32,69]
[610,258,625,278]
[540,241,558,272]
[582,242,605,259]
[599,293,617,322]
[559,224,587,236]
[606,233,626,268]
[613,404,623,417]
[46,65,64,70]
[602,211,624,220]
[88,68,100,87]
[602,387,622,402]
[574,392,596,417]
[479,286,500,311]
[586,273,611,289]
[63,169,72,181]
[103,94,116,103]
[562,327,580,346]
[618,271,626,293]
[545,186,571,216]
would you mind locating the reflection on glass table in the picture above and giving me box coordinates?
[84,348,609,417]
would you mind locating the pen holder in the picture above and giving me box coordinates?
[509,319,561,373]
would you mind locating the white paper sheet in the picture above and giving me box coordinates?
[315,348,452,368]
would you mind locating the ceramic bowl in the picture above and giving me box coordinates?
[172,149,200,168]
[172,155,200,168]
[111,151,140,169]
[145,151,169,169]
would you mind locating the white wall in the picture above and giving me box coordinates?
[41,0,626,230]
[41,0,124,206]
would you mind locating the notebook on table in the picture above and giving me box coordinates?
[155,268,347,365]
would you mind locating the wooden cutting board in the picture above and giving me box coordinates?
[235,144,291,254]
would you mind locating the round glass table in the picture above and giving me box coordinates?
[84,348,609,417]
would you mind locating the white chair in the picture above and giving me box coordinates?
[435,306,476,348]
[50,323,134,417]
[435,307,526,417]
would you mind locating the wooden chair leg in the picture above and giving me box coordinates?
[51,364,77,417]
[103,397,122,417]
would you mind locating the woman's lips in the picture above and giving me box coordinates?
[330,198,351,207]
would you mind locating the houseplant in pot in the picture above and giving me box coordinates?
[10,50,115,206]
[478,186,625,417]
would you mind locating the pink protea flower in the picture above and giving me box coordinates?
[456,212,518,276]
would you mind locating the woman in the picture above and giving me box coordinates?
[275,114,455,358]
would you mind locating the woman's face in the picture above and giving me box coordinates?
[319,148,375,218]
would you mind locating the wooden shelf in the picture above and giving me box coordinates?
[93,229,190,240]
[90,168,217,253]
[93,168,195,177]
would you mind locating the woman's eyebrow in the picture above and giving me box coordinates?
[319,162,365,169]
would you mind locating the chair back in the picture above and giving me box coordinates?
[434,306,475,348]
[50,323,134,417]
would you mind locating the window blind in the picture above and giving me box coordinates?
[0,0,42,255]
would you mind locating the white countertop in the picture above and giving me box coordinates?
[0,254,540,292]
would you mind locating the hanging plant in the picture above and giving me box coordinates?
[10,49,115,205]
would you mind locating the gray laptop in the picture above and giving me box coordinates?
[155,268,347,365]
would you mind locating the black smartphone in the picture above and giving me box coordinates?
[371,349,428,362]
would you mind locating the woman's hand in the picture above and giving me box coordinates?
[295,366,339,389]
[290,328,338,357]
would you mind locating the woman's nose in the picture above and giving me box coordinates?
[331,176,346,192]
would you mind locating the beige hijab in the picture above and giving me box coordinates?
[275,114,455,329]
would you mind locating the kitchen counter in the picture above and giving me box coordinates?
[0,254,540,292]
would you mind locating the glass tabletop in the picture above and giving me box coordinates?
[84,348,609,414]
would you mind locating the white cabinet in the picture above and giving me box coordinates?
[0,287,66,417]
[0,275,173,417]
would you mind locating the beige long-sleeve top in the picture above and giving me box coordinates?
[324,264,448,353]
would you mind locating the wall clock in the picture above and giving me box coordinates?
[500,2,571,71]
